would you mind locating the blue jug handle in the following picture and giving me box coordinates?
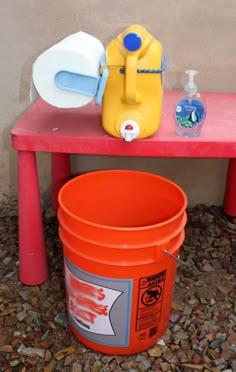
[95,54,109,105]
[54,70,100,97]
[54,53,108,105]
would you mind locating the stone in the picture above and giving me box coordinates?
[16,310,27,322]
[229,345,236,352]
[231,360,236,370]
[171,301,182,311]
[21,347,45,358]
[169,310,182,323]
[54,310,68,328]
[15,342,25,352]
[45,207,57,219]
[211,259,222,269]
[215,291,225,301]
[199,297,208,305]
[212,358,226,366]
[138,359,152,371]
[101,355,114,364]
[207,349,220,363]
[202,263,215,272]
[175,330,189,341]
[214,238,230,247]
[192,345,204,355]
[188,298,199,306]
[25,355,39,365]
[0,344,13,353]
[3,257,12,265]
[182,363,203,370]
[41,329,50,340]
[177,351,188,363]
[217,286,232,295]
[45,350,52,362]
[19,288,30,301]
[36,339,53,349]
[223,273,234,281]
[160,362,172,371]
[223,256,231,271]
[22,303,32,311]
[54,346,77,360]
[70,363,83,372]
[202,355,211,364]
[216,333,227,342]
[226,332,236,346]
[221,343,230,360]
[162,349,178,363]
[13,331,21,337]
[64,354,77,366]
[192,352,202,364]
[43,361,57,372]
[148,346,162,357]
[210,298,216,306]
[172,324,182,332]
[229,313,236,322]
[170,344,180,351]
[209,339,222,350]
[10,359,21,367]
[199,338,208,350]
[183,304,192,315]
[31,296,39,306]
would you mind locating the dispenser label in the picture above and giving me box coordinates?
[136,270,166,335]
[176,99,205,128]
[65,258,132,347]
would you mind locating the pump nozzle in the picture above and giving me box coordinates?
[184,69,198,97]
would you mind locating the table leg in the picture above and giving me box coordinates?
[18,151,48,285]
[52,153,71,209]
[224,158,236,217]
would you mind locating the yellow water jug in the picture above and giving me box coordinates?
[101,24,165,141]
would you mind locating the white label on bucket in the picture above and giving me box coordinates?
[65,258,133,347]
[67,276,122,335]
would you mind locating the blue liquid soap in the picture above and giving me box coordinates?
[175,70,206,137]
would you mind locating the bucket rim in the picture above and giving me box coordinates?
[58,169,188,232]
[61,229,185,266]
[58,210,187,248]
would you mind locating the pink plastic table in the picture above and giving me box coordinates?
[11,91,236,285]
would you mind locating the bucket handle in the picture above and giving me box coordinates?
[162,249,185,265]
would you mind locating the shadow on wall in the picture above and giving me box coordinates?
[71,155,228,206]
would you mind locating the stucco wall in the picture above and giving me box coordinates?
[1,1,235,205]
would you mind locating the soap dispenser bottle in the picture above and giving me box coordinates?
[175,70,206,137]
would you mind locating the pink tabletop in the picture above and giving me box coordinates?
[12,91,236,158]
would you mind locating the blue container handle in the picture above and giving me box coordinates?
[54,53,109,105]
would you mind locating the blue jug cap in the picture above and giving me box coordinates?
[123,33,142,51]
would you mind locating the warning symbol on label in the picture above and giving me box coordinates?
[141,286,162,306]
[136,270,166,332]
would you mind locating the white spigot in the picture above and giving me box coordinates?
[120,120,140,142]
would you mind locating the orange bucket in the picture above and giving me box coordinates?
[58,170,187,355]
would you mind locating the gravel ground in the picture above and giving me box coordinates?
[0,202,236,372]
